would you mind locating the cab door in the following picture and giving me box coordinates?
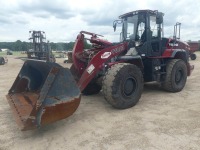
[149,15,162,57]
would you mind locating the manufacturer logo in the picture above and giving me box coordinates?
[101,52,111,59]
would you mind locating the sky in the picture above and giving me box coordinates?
[0,0,200,43]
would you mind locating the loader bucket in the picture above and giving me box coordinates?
[6,60,81,131]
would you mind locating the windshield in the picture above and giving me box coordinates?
[122,14,138,41]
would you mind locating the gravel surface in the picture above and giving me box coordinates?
[0,53,200,150]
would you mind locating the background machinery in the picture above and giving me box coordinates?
[6,10,194,130]
[27,31,55,62]
[0,56,8,65]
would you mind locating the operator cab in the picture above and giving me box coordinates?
[113,10,164,57]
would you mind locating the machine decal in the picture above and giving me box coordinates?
[101,52,111,59]
[87,64,95,74]
[111,45,124,54]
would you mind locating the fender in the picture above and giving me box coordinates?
[162,48,188,59]
[171,49,189,60]
[162,49,193,76]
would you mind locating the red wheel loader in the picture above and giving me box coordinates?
[6,10,194,130]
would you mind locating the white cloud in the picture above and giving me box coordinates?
[0,0,200,42]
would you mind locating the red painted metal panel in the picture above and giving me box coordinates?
[78,43,127,91]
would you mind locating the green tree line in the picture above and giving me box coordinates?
[0,40,91,51]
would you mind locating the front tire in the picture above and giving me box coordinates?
[102,63,143,109]
[162,59,187,92]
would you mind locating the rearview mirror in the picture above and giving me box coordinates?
[113,20,122,32]
[156,12,163,24]
[113,22,117,32]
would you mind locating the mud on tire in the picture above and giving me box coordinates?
[162,59,187,92]
[102,63,143,109]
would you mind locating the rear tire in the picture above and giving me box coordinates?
[102,63,143,109]
[0,57,5,65]
[190,53,196,60]
[162,59,187,92]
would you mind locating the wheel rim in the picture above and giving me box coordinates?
[175,68,183,84]
[123,77,137,97]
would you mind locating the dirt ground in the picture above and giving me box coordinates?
[0,53,200,150]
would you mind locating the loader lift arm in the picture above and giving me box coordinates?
[71,31,127,91]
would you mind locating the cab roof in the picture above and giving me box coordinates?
[119,9,163,19]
